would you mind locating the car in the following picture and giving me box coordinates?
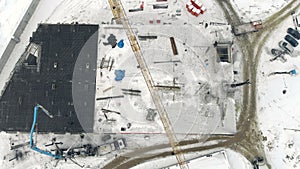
[270,48,286,62]
[271,48,283,57]
[287,28,300,40]
[279,41,294,54]
[284,35,298,47]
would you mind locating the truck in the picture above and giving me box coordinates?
[232,20,263,36]
[97,138,126,156]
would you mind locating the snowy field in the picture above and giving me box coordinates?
[230,0,292,22]
[131,149,253,169]
[0,0,66,98]
[0,0,31,58]
[257,12,300,169]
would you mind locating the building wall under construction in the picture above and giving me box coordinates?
[0,24,98,133]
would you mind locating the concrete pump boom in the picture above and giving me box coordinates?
[29,104,62,159]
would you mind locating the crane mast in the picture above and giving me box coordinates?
[107,1,189,168]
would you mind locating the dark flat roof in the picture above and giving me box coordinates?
[0,24,98,133]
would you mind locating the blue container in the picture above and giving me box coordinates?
[117,39,124,48]
[115,70,125,81]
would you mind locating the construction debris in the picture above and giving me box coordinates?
[146,109,157,121]
[96,95,124,100]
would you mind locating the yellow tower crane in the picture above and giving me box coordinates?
[107,0,189,168]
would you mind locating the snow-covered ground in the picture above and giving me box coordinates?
[1,0,299,169]
[257,11,300,169]
[167,151,231,169]
[0,0,241,168]
[230,0,292,22]
[0,0,66,97]
[131,149,253,169]
[0,0,32,58]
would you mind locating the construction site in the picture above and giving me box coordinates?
[0,0,299,169]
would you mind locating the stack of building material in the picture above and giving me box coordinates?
[185,0,206,17]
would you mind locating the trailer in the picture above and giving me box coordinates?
[97,143,115,156]
[138,35,158,41]
[153,4,168,9]
[97,138,126,156]
[170,37,178,55]
[232,20,263,36]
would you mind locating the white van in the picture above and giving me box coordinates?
[279,41,294,55]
